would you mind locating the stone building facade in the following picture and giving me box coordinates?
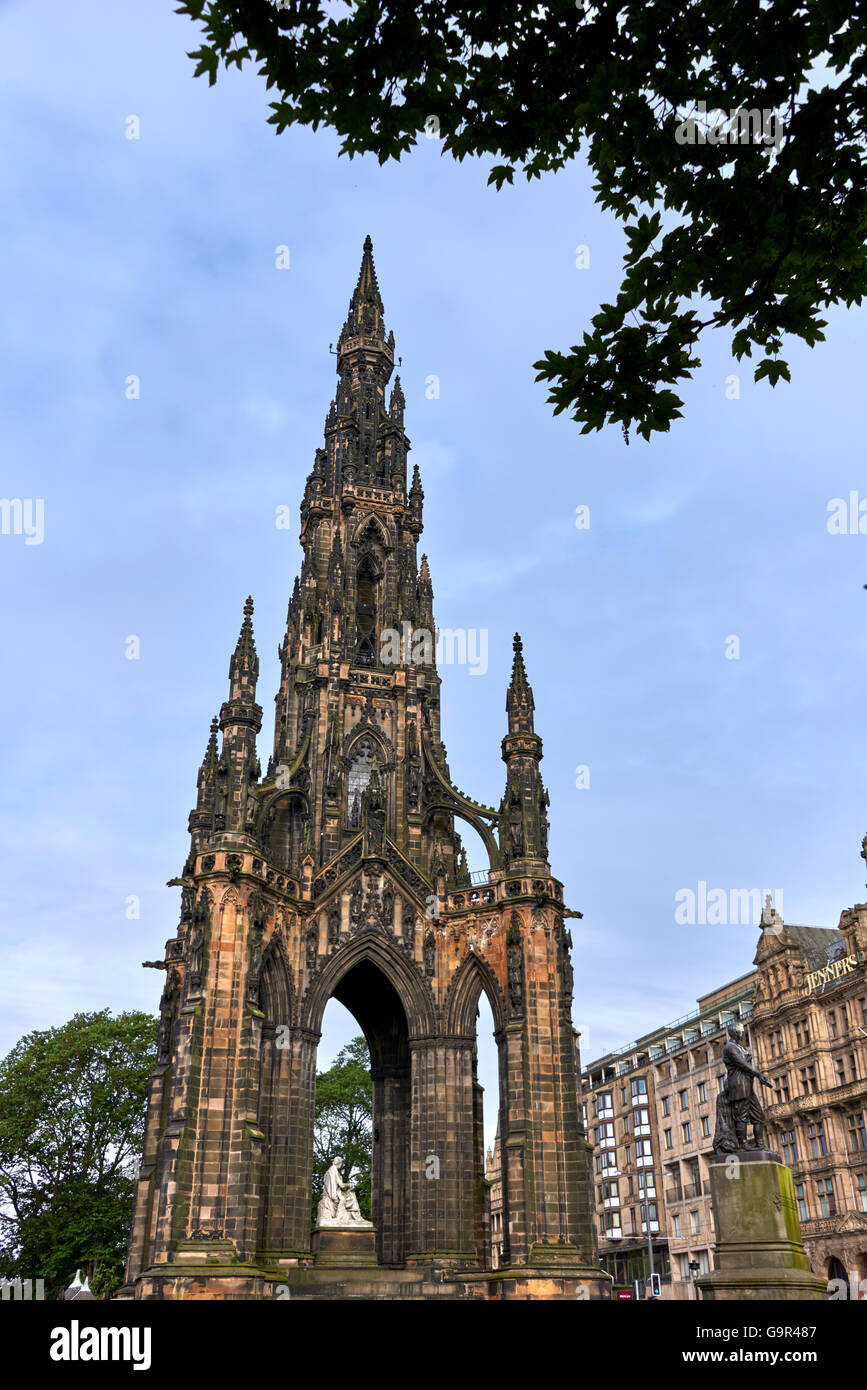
[582,857,867,1299]
[486,1121,504,1270]
[123,240,606,1300]
[582,974,755,1300]
[752,884,867,1296]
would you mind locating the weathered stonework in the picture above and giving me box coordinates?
[124,240,608,1300]
[697,1155,828,1300]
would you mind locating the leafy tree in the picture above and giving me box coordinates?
[0,1009,157,1298]
[312,1035,372,1224]
[177,0,867,440]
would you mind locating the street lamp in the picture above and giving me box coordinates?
[688,1258,701,1300]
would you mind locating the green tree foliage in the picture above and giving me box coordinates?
[0,1009,157,1298]
[312,1035,372,1224]
[177,0,867,440]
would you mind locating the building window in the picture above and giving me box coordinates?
[682,1122,691,1144]
[698,1250,710,1275]
[596,1090,614,1118]
[641,1201,658,1230]
[635,1139,653,1165]
[769,1028,784,1058]
[701,1115,711,1138]
[858,1173,867,1213]
[686,1159,701,1197]
[782,1129,799,1165]
[354,553,379,665]
[690,1209,700,1235]
[346,736,376,826]
[829,1010,838,1039]
[859,997,867,1030]
[673,1214,681,1238]
[799,1064,818,1095]
[679,1089,689,1110]
[795,1019,811,1048]
[774,1073,790,1104]
[638,1172,656,1199]
[795,1183,807,1222]
[664,1128,673,1150]
[661,1096,670,1117]
[631,1077,648,1102]
[807,1121,827,1158]
[847,1112,867,1153]
[816,1178,836,1219]
[835,1056,846,1086]
[698,1082,707,1104]
[677,1252,690,1280]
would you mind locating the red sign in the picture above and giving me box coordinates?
[615,1290,634,1301]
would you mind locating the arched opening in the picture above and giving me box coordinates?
[354,553,379,666]
[346,735,377,827]
[476,990,501,1270]
[456,819,490,882]
[445,950,507,1270]
[319,961,411,1266]
[262,793,307,874]
[315,999,372,1225]
[421,807,497,886]
[828,1255,848,1285]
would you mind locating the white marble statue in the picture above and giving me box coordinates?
[316,1155,373,1229]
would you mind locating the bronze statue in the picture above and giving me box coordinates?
[712,1020,773,1154]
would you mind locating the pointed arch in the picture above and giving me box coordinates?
[259,928,295,1027]
[445,949,507,1037]
[302,932,435,1039]
[351,513,391,552]
[260,789,309,874]
[341,721,395,765]
[422,803,501,873]
[215,883,242,913]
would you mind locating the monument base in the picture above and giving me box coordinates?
[697,1153,827,1302]
[311,1225,378,1268]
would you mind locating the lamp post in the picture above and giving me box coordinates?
[689,1257,701,1300]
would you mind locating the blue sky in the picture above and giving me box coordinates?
[2,2,866,1148]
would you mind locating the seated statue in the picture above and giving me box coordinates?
[316,1155,372,1228]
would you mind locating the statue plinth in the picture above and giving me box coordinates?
[312,1224,377,1268]
[697,1154,827,1301]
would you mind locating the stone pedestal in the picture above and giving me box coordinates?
[311,1225,378,1269]
[697,1152,827,1301]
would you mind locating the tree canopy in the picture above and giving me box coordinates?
[0,1009,157,1298]
[312,1035,372,1223]
[177,0,867,441]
